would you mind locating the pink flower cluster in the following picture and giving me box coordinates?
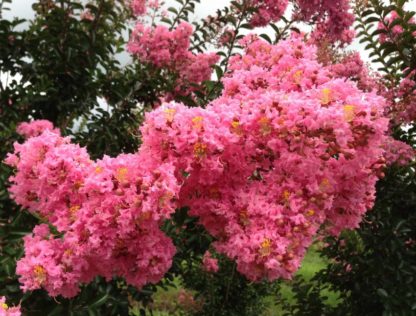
[139,34,408,281]
[16,120,58,139]
[6,130,178,297]
[295,0,355,43]
[246,0,354,43]
[0,297,20,316]
[394,76,416,123]
[127,22,219,97]
[384,138,415,166]
[130,0,160,16]
[218,28,235,46]
[380,71,416,124]
[130,0,146,16]
[378,11,416,44]
[202,251,219,273]
[249,0,289,27]
[329,53,377,92]
[7,36,412,295]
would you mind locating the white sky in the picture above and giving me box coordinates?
[1,0,232,21]
[1,0,415,70]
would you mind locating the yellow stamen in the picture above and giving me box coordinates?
[159,191,174,207]
[259,238,272,257]
[193,142,207,160]
[95,166,103,174]
[293,70,303,84]
[192,116,204,130]
[74,180,84,190]
[136,211,152,224]
[321,88,332,105]
[282,190,291,202]
[343,105,356,122]
[164,108,176,123]
[69,205,80,220]
[239,209,250,226]
[306,209,315,217]
[116,167,128,183]
[258,117,272,136]
[319,178,331,192]
[1,303,8,310]
[230,120,242,135]
[33,265,46,285]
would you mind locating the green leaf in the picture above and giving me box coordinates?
[377,288,389,298]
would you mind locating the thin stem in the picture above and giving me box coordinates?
[223,262,236,309]
[170,0,191,29]
[205,2,249,102]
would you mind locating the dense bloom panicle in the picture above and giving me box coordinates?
[16,120,58,139]
[0,297,20,316]
[7,35,411,294]
[390,74,416,123]
[131,0,146,16]
[6,130,178,297]
[128,22,194,68]
[128,22,219,97]
[140,35,406,280]
[384,139,415,166]
[295,0,354,43]
[247,0,354,43]
[249,0,289,27]
[378,11,416,44]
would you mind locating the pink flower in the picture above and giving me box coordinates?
[249,0,289,27]
[378,11,416,44]
[202,251,219,273]
[16,120,58,139]
[218,28,235,46]
[295,0,354,44]
[128,22,219,97]
[6,35,408,293]
[131,0,146,16]
[0,297,21,316]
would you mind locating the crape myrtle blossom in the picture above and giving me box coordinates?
[247,0,354,43]
[0,297,21,316]
[131,0,160,16]
[127,21,219,98]
[6,130,179,297]
[389,72,416,123]
[249,0,289,27]
[378,11,416,44]
[295,0,355,44]
[6,36,413,296]
[141,35,411,281]
[329,53,376,91]
[131,0,146,16]
[16,120,58,139]
[202,251,219,273]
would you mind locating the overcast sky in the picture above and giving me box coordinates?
[2,0,232,21]
[2,0,415,66]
